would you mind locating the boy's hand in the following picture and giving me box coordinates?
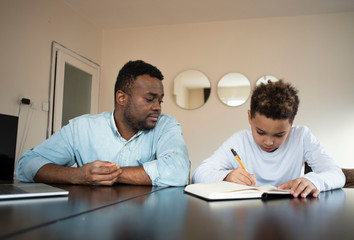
[224,167,257,186]
[278,177,320,198]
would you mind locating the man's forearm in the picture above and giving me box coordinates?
[34,163,81,184]
[35,163,151,186]
[116,166,152,185]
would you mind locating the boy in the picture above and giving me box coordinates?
[192,80,345,198]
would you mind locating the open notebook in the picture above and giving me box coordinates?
[184,181,292,200]
[0,183,69,200]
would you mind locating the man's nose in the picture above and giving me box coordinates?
[152,100,161,111]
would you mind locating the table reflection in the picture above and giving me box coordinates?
[57,183,155,207]
[15,187,189,240]
[184,189,346,240]
[0,184,158,239]
[3,187,353,240]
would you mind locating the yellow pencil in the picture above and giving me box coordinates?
[230,148,247,171]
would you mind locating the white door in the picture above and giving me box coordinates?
[48,42,100,136]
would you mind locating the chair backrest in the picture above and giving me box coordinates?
[342,168,354,188]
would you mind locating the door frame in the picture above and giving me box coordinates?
[48,42,100,137]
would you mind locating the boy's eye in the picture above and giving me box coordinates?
[257,131,265,135]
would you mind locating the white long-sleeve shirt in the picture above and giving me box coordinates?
[192,125,345,192]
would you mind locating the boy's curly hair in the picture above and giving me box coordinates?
[250,80,299,123]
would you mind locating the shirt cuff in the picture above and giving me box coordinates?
[216,170,233,182]
[143,160,159,185]
[303,172,321,191]
[21,155,53,182]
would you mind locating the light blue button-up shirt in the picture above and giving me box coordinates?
[16,112,190,186]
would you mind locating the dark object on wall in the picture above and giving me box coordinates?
[21,98,31,105]
[0,113,19,183]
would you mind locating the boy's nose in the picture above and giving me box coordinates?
[264,136,273,146]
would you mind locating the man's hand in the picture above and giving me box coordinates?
[278,177,320,198]
[77,161,122,185]
[224,167,257,186]
[34,161,122,186]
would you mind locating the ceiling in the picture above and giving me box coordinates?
[63,0,354,29]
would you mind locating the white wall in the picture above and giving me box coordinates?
[1,1,353,176]
[101,12,354,174]
[0,0,102,164]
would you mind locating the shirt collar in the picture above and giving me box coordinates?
[110,110,143,141]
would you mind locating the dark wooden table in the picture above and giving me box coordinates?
[1,184,353,240]
[0,184,163,239]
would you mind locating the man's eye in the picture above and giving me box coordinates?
[257,131,265,135]
[145,98,153,102]
[275,134,285,138]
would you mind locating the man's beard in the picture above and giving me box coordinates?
[124,110,156,131]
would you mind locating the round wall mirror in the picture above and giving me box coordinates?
[217,72,251,107]
[256,75,279,85]
[173,70,211,110]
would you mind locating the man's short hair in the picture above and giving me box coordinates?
[114,60,164,97]
[250,80,299,123]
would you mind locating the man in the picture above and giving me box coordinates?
[16,60,190,186]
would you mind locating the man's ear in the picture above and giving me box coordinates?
[248,110,252,124]
[115,90,127,106]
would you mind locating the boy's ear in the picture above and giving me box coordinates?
[115,90,127,106]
